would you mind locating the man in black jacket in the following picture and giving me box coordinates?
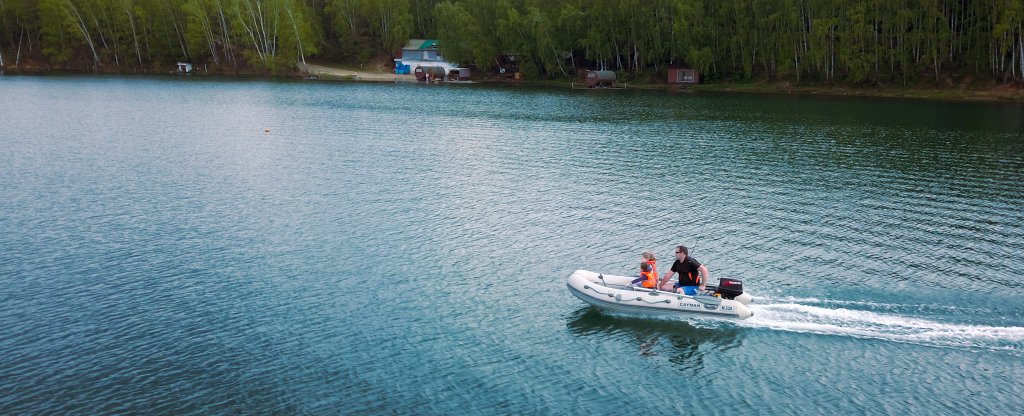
[658,245,709,295]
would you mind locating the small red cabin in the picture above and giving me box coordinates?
[668,68,700,85]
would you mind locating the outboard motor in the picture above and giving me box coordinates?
[714,278,744,300]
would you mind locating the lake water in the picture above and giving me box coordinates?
[1,75,1023,415]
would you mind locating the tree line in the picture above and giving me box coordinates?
[1,0,1021,84]
[0,0,324,73]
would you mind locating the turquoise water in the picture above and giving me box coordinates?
[1,75,1022,414]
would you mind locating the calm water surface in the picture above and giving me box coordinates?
[1,75,1023,415]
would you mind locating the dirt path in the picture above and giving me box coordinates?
[305,63,414,82]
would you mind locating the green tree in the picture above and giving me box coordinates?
[37,0,78,66]
[434,0,500,70]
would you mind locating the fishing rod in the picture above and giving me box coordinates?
[687,199,715,256]
[689,221,707,256]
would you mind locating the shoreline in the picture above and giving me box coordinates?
[3,64,1021,103]
[516,77,1024,102]
[686,82,1024,102]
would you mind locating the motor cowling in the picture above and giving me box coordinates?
[715,278,744,300]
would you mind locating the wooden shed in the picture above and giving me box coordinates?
[447,68,471,81]
[668,68,700,85]
[414,65,446,82]
[585,70,616,87]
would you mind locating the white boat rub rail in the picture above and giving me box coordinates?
[566,269,754,320]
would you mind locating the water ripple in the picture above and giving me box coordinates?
[1,77,1022,415]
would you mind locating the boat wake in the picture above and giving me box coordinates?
[733,300,1024,354]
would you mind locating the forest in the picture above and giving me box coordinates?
[1,0,1022,85]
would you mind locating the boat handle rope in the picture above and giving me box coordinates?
[582,285,672,304]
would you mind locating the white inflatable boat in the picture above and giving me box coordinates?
[566,270,754,320]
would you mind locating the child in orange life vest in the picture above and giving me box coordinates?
[641,251,657,275]
[631,251,658,288]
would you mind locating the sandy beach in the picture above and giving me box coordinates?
[304,63,415,82]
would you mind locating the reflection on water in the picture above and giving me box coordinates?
[566,307,744,367]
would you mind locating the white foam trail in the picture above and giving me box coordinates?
[752,295,991,313]
[739,303,1024,353]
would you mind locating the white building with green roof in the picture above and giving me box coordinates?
[394,39,459,76]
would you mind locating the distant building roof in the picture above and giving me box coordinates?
[403,39,438,50]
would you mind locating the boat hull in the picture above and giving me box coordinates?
[566,270,753,320]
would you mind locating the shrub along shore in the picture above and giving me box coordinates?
[1,0,1021,101]
[3,61,1021,103]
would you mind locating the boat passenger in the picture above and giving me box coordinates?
[631,262,657,288]
[641,251,657,277]
[658,245,709,295]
